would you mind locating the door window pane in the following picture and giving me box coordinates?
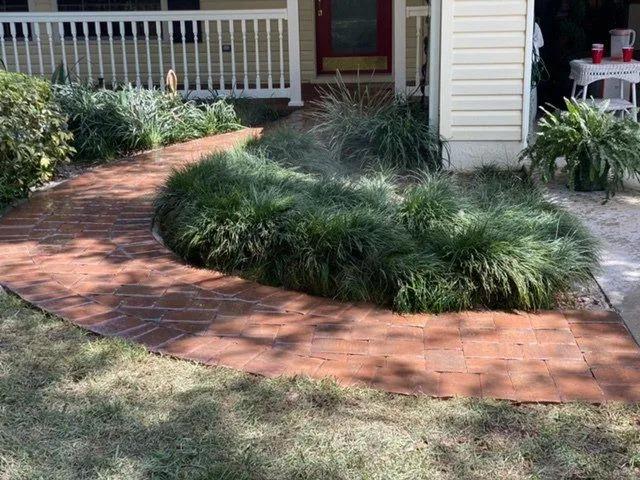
[331,0,377,55]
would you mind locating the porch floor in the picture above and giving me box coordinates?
[1,129,639,404]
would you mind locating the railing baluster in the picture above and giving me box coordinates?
[415,16,422,87]
[70,22,80,77]
[156,20,164,90]
[119,21,128,84]
[34,23,44,75]
[180,20,189,93]
[132,22,141,87]
[278,18,284,89]
[180,20,188,92]
[0,24,6,70]
[266,19,272,90]
[107,22,117,87]
[168,21,176,72]
[192,20,200,90]
[204,20,212,90]
[216,19,224,91]
[253,19,260,90]
[46,22,55,73]
[241,19,248,90]
[82,21,92,84]
[19,23,30,74]
[10,23,20,72]
[143,21,152,87]
[229,20,236,93]
[21,22,32,75]
[58,22,67,76]
[95,21,104,85]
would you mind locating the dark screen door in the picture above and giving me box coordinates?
[315,0,392,74]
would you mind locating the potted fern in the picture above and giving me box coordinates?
[521,99,640,197]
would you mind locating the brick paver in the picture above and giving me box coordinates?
[1,129,639,403]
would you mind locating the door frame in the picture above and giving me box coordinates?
[315,0,393,74]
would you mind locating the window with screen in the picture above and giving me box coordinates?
[57,0,160,12]
[0,0,28,11]
[57,0,161,37]
[1,0,29,39]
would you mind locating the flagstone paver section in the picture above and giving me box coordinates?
[2,129,640,403]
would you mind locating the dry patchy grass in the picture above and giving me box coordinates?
[1,293,640,479]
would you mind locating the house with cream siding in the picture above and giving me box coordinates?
[0,0,536,166]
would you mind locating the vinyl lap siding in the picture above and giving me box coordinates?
[440,0,533,141]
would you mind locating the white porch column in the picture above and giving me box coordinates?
[286,0,304,107]
[393,0,407,94]
[428,0,442,128]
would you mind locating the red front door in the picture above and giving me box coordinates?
[315,0,392,74]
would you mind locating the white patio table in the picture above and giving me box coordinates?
[570,58,640,121]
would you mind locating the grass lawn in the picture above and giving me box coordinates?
[1,293,640,479]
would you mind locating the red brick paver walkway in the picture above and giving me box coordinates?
[2,129,640,403]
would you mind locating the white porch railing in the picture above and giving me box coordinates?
[0,8,303,105]
[1,2,427,107]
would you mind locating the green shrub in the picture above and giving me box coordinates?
[521,99,640,197]
[310,80,447,171]
[155,147,598,313]
[0,71,74,207]
[54,84,241,161]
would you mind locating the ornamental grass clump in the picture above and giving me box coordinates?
[54,84,241,161]
[310,80,446,172]
[521,98,640,198]
[155,135,598,313]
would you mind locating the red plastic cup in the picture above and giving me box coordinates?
[623,46,634,62]
[592,44,605,64]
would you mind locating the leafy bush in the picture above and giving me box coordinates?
[0,71,74,207]
[155,142,597,313]
[54,84,241,161]
[521,99,640,197]
[310,80,447,172]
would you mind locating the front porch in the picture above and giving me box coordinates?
[0,0,435,110]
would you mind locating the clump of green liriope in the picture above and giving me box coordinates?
[309,79,447,172]
[54,84,242,161]
[155,140,598,313]
[245,127,354,177]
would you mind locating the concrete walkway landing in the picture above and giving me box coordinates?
[1,129,640,403]
[550,183,640,345]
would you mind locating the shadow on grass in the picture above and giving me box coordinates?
[1,294,640,480]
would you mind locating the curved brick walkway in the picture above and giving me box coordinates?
[2,129,640,404]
